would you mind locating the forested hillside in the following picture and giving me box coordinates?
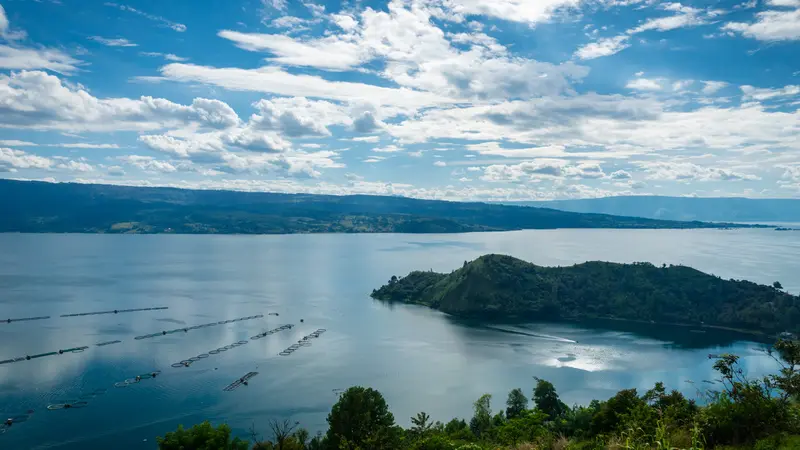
[0,180,750,234]
[371,254,800,335]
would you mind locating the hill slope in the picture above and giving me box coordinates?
[504,196,800,222]
[0,180,749,234]
[371,254,800,334]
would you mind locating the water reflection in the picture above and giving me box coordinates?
[0,230,795,449]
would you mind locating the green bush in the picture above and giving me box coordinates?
[156,421,249,450]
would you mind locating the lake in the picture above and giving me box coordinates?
[1,229,798,449]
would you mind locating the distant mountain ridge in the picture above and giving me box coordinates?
[371,254,800,335]
[503,196,800,222]
[0,180,752,234]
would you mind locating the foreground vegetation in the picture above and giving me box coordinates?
[0,180,751,234]
[157,339,800,449]
[370,255,800,336]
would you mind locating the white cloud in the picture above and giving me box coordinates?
[218,30,368,71]
[0,139,36,147]
[107,165,126,176]
[215,2,589,102]
[433,160,447,167]
[702,81,728,94]
[263,0,288,11]
[574,36,630,60]
[434,0,583,24]
[0,5,9,37]
[740,84,800,100]
[118,155,178,173]
[575,3,714,60]
[481,160,569,182]
[0,140,119,149]
[0,70,241,132]
[0,45,82,74]
[626,77,664,90]
[466,142,572,158]
[104,2,186,32]
[672,80,693,91]
[352,111,382,133]
[610,169,632,179]
[89,36,137,47]
[373,145,403,153]
[56,159,94,172]
[270,16,315,31]
[0,148,52,171]
[250,97,351,137]
[0,4,26,40]
[351,136,380,143]
[481,160,610,182]
[723,8,800,41]
[779,164,800,180]
[140,52,188,62]
[629,10,705,34]
[57,143,120,149]
[160,63,457,110]
[639,161,761,181]
[331,14,358,31]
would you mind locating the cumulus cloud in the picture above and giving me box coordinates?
[56,159,94,172]
[480,160,609,182]
[352,111,382,133]
[610,170,632,179]
[574,36,630,60]
[723,7,800,41]
[119,155,178,173]
[432,0,583,24]
[702,81,728,94]
[107,165,126,176]
[250,97,350,137]
[740,84,800,100]
[639,161,761,181]
[0,45,82,74]
[0,70,241,131]
[213,1,589,102]
[160,63,456,110]
[0,147,52,171]
[626,77,664,90]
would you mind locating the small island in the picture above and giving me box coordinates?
[371,254,800,336]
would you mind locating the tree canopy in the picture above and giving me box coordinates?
[156,421,249,450]
[371,254,800,335]
[157,340,800,449]
[325,386,402,449]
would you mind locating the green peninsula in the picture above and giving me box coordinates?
[371,254,800,335]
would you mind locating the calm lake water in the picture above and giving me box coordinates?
[1,229,799,449]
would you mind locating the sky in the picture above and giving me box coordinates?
[0,0,798,201]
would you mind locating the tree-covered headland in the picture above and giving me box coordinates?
[371,255,800,336]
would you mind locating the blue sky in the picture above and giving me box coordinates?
[0,0,798,200]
